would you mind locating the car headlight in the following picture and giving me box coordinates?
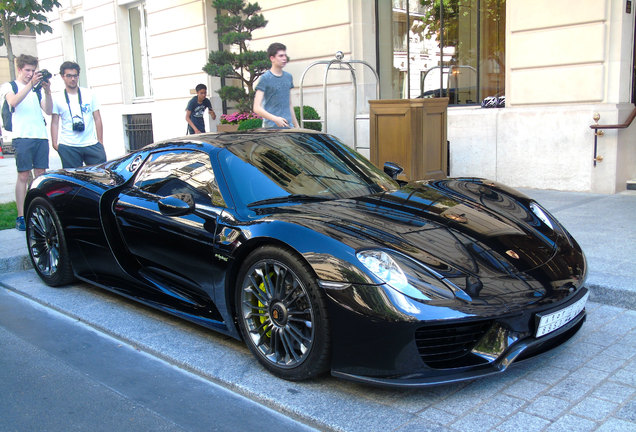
[356,249,455,301]
[529,202,553,230]
[529,201,569,241]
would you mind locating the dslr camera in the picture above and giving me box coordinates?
[33,69,53,92]
[72,115,85,132]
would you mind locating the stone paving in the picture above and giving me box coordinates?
[1,270,634,432]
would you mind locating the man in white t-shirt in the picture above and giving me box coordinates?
[51,61,105,169]
[3,54,52,231]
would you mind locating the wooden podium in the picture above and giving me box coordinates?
[369,98,449,181]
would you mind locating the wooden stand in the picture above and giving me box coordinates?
[369,98,449,180]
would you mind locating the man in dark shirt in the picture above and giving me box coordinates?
[185,84,216,134]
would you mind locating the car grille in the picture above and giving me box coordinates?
[415,320,493,368]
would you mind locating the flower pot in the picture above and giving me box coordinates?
[217,124,240,132]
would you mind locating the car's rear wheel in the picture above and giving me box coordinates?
[235,246,330,380]
[26,197,74,286]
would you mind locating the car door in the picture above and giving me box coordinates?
[112,148,226,307]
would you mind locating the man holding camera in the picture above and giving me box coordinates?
[3,54,52,231]
[51,61,105,169]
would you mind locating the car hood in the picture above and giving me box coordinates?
[266,179,584,308]
[286,179,558,272]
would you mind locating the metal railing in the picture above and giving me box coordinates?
[124,113,154,152]
[589,106,636,166]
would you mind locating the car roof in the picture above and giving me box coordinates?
[144,128,324,153]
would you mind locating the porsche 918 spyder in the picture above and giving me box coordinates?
[25,130,588,387]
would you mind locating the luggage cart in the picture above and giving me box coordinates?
[299,51,379,151]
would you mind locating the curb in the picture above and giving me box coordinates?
[587,283,636,311]
[0,255,32,274]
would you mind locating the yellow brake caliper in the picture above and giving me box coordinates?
[258,273,273,338]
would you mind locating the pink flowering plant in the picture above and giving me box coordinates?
[220,111,261,125]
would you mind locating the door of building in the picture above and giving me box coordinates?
[632,13,636,103]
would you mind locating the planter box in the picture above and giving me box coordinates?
[216,124,240,132]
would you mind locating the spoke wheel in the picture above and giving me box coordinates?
[26,197,74,286]
[236,246,330,380]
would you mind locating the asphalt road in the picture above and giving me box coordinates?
[0,288,317,432]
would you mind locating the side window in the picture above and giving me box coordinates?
[133,150,224,207]
[127,2,152,99]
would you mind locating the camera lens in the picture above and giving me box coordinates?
[40,69,52,82]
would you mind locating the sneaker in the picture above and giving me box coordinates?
[15,216,25,231]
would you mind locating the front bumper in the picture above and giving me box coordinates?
[325,284,588,388]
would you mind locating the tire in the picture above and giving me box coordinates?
[26,197,74,286]
[235,246,331,381]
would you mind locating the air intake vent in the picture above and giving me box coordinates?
[415,320,493,368]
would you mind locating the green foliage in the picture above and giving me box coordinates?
[237,118,263,130]
[294,106,322,131]
[0,201,17,230]
[0,0,62,79]
[417,0,458,43]
[204,0,269,112]
[418,0,505,45]
[217,86,255,113]
[0,0,60,43]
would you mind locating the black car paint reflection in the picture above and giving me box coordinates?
[25,130,587,387]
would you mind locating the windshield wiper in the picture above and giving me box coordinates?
[247,194,330,207]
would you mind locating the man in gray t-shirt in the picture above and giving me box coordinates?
[253,42,299,129]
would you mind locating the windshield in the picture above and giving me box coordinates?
[218,133,399,208]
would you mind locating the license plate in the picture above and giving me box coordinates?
[536,291,589,338]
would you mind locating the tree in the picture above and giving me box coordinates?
[418,0,504,52]
[203,0,269,113]
[418,0,459,45]
[0,0,61,80]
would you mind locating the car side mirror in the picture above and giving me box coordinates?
[158,194,195,217]
[383,161,404,180]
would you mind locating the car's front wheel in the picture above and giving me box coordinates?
[26,197,74,286]
[235,246,330,381]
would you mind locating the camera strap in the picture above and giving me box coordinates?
[64,88,84,124]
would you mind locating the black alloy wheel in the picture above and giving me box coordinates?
[26,197,74,286]
[236,246,330,381]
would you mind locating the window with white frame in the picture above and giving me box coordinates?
[128,2,152,98]
[379,0,505,105]
[72,21,88,87]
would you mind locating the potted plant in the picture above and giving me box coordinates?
[223,107,320,132]
[294,106,322,131]
[203,0,269,117]
[218,111,261,132]
[237,117,263,130]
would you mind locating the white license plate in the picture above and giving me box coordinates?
[536,291,589,338]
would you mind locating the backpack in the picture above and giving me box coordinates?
[2,81,42,131]
[1,81,18,132]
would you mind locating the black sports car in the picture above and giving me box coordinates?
[25,130,588,387]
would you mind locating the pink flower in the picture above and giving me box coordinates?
[220,112,261,124]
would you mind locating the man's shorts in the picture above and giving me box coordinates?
[57,142,107,169]
[13,138,49,172]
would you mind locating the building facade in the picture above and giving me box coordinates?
[0,33,39,83]
[35,0,635,193]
